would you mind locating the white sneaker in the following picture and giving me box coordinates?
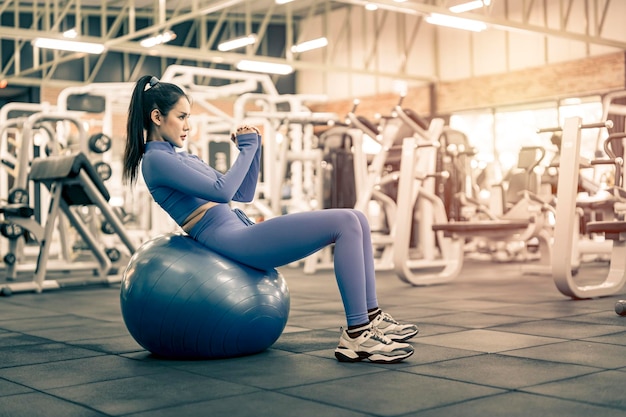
[334,324,414,364]
[371,311,419,341]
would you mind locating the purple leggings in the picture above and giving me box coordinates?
[190,205,378,326]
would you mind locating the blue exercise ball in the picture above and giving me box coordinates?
[120,233,290,359]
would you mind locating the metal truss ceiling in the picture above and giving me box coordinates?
[0,0,624,88]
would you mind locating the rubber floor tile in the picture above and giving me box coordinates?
[0,343,104,368]
[47,371,259,416]
[170,350,383,390]
[522,369,626,409]
[501,339,626,369]
[0,392,107,417]
[0,355,166,390]
[405,353,601,389]
[280,370,503,416]
[127,390,371,417]
[412,391,626,417]
[415,328,565,353]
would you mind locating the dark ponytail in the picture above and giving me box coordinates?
[123,75,188,185]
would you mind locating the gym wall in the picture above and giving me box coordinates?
[295,1,626,112]
[307,51,626,120]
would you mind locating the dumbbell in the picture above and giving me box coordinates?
[616,300,626,316]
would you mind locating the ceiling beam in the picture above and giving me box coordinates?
[1,0,624,89]
[334,0,626,50]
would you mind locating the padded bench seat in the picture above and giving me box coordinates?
[586,220,626,240]
[29,152,110,205]
[432,220,531,238]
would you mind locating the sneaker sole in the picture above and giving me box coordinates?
[334,347,414,364]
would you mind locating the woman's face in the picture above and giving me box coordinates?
[154,96,191,148]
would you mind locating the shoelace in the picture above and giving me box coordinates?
[380,312,400,324]
[367,326,393,345]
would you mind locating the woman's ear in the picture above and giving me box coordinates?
[150,109,162,126]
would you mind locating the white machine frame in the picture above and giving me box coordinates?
[551,116,626,298]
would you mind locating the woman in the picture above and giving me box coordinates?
[123,75,418,363]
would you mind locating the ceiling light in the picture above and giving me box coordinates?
[236,60,294,75]
[449,0,490,13]
[32,38,105,54]
[63,28,78,39]
[365,3,379,11]
[425,13,487,32]
[140,30,177,48]
[291,37,328,53]
[275,0,294,4]
[218,34,257,52]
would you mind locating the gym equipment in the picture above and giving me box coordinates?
[303,96,462,282]
[120,233,290,359]
[392,99,461,280]
[616,300,626,316]
[436,128,479,221]
[321,128,357,209]
[87,133,112,154]
[0,204,44,269]
[0,110,92,281]
[550,117,625,298]
[570,132,626,270]
[430,146,555,284]
[303,98,400,273]
[473,146,555,268]
[494,146,547,215]
[0,152,137,295]
[233,92,336,218]
[93,161,112,181]
[393,135,464,285]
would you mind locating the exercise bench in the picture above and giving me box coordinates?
[0,152,137,295]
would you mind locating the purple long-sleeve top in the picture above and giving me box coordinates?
[141,132,261,226]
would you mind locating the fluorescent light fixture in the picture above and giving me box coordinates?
[425,13,487,32]
[140,30,177,48]
[291,37,328,53]
[275,0,294,4]
[392,80,408,96]
[236,60,294,75]
[32,37,105,54]
[218,34,257,52]
[63,28,78,39]
[449,0,490,13]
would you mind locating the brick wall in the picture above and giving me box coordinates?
[39,85,68,107]
[437,52,626,114]
[310,51,626,119]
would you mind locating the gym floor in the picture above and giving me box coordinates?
[0,259,625,417]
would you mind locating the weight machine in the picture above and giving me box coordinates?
[233,92,338,219]
[551,116,626,298]
[302,95,463,281]
[430,131,557,284]
[0,111,134,293]
[349,97,460,279]
[1,152,137,295]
